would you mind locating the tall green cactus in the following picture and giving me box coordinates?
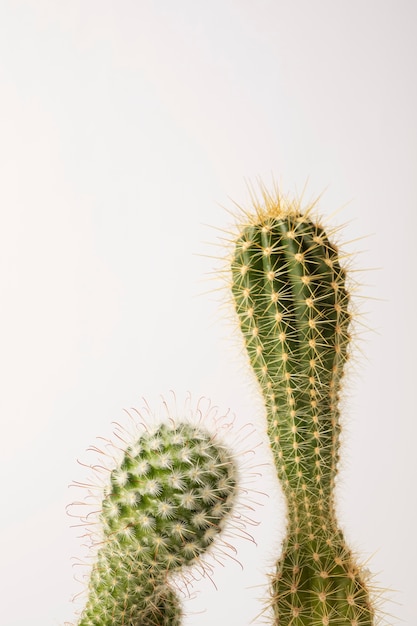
[230,188,375,625]
[72,421,238,626]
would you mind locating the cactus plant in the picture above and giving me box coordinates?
[70,418,239,626]
[65,184,382,626]
[230,186,375,625]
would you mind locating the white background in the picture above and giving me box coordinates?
[0,1,416,625]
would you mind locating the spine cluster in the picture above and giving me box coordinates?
[77,422,237,626]
[230,191,375,625]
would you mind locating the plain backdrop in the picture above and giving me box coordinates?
[0,1,416,625]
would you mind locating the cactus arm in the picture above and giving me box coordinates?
[230,192,375,626]
[75,422,238,626]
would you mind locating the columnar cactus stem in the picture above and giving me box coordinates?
[230,188,375,625]
[74,421,238,626]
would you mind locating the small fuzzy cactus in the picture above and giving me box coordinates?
[230,186,376,625]
[72,419,239,626]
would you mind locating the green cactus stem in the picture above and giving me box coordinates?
[76,422,238,626]
[230,188,375,625]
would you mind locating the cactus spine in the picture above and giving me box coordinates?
[75,421,238,626]
[230,188,375,625]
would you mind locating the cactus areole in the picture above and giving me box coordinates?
[231,192,375,625]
